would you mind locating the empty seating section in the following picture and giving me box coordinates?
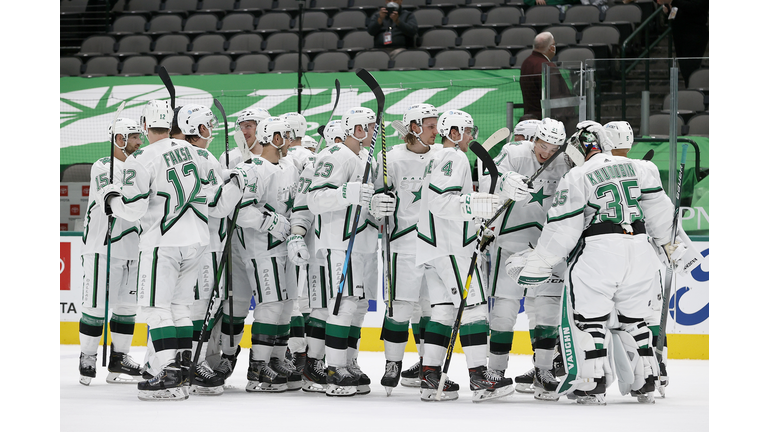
[61,1,691,77]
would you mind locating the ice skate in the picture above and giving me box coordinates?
[631,376,656,404]
[380,360,402,396]
[245,360,288,393]
[420,366,459,402]
[291,351,307,374]
[137,363,187,401]
[400,358,422,388]
[189,361,224,396]
[269,356,303,391]
[573,378,607,405]
[347,358,370,395]
[325,366,358,397]
[213,346,240,381]
[514,367,535,393]
[657,361,668,398]
[106,348,143,384]
[469,366,515,403]
[79,353,97,386]
[533,367,560,401]
[301,356,328,393]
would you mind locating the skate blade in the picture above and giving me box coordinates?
[575,395,606,405]
[515,383,534,393]
[106,372,143,384]
[420,389,458,402]
[79,375,93,386]
[657,384,666,398]
[137,388,187,401]
[286,381,303,391]
[472,385,515,403]
[245,381,288,393]
[533,387,560,402]
[301,380,328,393]
[325,385,357,397]
[384,386,393,396]
[190,385,224,396]
[400,378,420,387]
[356,384,371,395]
[634,393,655,404]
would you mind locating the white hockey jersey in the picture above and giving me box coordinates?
[197,148,243,253]
[286,145,315,175]
[306,143,378,254]
[110,138,209,249]
[416,146,478,264]
[536,153,675,260]
[82,156,139,260]
[478,141,571,252]
[235,156,298,258]
[374,143,440,253]
[292,157,317,252]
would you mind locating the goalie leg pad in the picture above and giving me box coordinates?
[618,317,659,399]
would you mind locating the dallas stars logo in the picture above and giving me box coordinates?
[412,185,423,202]
[528,186,550,206]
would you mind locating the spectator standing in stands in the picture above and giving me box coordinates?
[520,32,574,132]
[366,0,418,58]
[655,0,709,87]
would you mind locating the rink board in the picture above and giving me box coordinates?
[60,234,710,359]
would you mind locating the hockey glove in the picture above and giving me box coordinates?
[230,160,257,192]
[258,211,291,241]
[460,192,500,219]
[287,234,310,266]
[517,248,561,288]
[368,192,396,219]
[97,184,121,216]
[337,182,374,207]
[498,171,533,202]
[505,249,533,280]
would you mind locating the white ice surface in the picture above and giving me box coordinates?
[61,345,708,432]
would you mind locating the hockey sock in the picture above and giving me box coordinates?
[383,316,410,362]
[79,312,104,355]
[251,322,279,361]
[417,316,430,357]
[109,313,136,354]
[288,314,307,354]
[325,323,351,367]
[305,316,326,360]
[460,321,490,369]
[422,322,452,367]
[488,330,513,371]
[220,315,245,356]
[347,325,361,362]
[532,325,559,370]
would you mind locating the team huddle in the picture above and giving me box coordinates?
[77,95,700,405]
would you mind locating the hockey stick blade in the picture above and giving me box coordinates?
[213,99,230,166]
[482,127,510,152]
[391,120,408,138]
[642,149,654,161]
[158,66,175,110]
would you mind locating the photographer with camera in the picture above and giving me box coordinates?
[365,0,418,58]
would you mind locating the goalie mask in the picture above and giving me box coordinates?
[257,116,294,149]
[177,104,218,148]
[563,128,601,167]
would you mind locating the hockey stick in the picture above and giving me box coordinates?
[332,69,384,315]
[213,98,235,349]
[435,139,499,400]
[655,144,688,363]
[391,120,408,138]
[642,149,654,161]
[102,100,126,367]
[380,114,393,318]
[158,66,175,110]
[315,79,342,154]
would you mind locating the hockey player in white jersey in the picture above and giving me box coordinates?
[226,116,297,393]
[478,118,571,401]
[375,103,439,395]
[285,120,346,393]
[517,127,676,405]
[416,109,515,402]
[283,112,314,173]
[176,104,249,395]
[306,107,394,396]
[213,107,272,381]
[78,118,143,386]
[511,119,541,142]
[98,100,257,401]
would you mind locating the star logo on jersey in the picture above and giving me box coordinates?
[284,193,295,211]
[412,185,423,202]
[528,186,550,207]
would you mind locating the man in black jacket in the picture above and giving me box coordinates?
[366,0,418,58]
